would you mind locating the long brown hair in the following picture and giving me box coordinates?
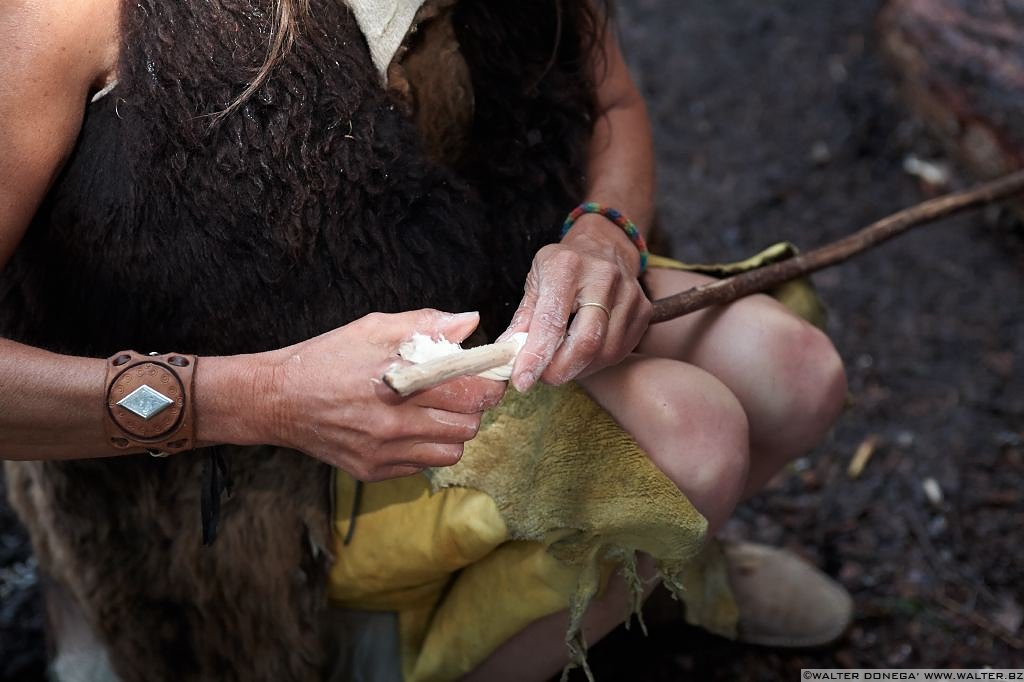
[214,0,309,120]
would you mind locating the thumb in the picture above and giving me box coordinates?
[414,309,481,344]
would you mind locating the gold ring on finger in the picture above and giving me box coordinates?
[576,301,611,318]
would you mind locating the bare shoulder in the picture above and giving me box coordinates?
[0,0,120,268]
[0,0,119,85]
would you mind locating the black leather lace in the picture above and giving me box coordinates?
[200,447,233,545]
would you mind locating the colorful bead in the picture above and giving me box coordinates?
[560,202,650,272]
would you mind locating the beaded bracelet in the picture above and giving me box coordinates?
[560,201,650,272]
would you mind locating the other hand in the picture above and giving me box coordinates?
[504,214,652,391]
[259,310,506,481]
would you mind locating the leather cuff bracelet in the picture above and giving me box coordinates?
[104,351,197,456]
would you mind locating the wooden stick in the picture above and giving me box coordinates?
[651,168,1024,322]
[383,339,520,397]
[383,169,1024,395]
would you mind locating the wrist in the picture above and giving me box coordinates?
[560,213,643,275]
[102,351,197,455]
[194,351,282,447]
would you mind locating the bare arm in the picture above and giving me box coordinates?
[507,16,656,389]
[0,2,504,474]
[0,2,254,462]
[567,22,657,259]
[0,0,122,459]
[0,1,117,263]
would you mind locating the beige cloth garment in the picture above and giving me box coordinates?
[345,0,429,80]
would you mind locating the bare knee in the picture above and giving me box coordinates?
[641,271,847,461]
[583,359,750,535]
[644,373,750,533]
[755,318,847,457]
[804,325,848,426]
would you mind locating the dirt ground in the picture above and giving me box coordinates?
[2,0,1023,680]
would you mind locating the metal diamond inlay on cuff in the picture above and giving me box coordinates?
[117,385,174,420]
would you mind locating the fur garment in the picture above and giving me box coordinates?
[0,0,596,679]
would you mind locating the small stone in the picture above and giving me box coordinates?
[896,430,916,448]
[792,457,812,472]
[810,140,832,165]
[993,595,1024,634]
[922,478,944,506]
[887,642,914,666]
[902,155,951,187]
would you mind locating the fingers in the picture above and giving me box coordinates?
[532,277,652,385]
[543,300,612,384]
[541,262,617,383]
[622,295,654,358]
[510,255,581,391]
[358,447,461,481]
[428,310,482,344]
[360,464,428,482]
[394,407,482,445]
[355,441,468,481]
[413,375,506,413]
[397,441,467,469]
[369,388,487,446]
[347,407,480,479]
[365,309,481,345]
[293,310,498,484]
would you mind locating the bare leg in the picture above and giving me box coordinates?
[639,268,847,495]
[464,554,660,682]
[466,277,846,679]
[465,356,751,681]
[578,356,750,534]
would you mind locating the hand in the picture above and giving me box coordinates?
[258,310,506,481]
[504,214,652,391]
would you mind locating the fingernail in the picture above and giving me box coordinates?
[448,311,479,321]
[513,369,539,393]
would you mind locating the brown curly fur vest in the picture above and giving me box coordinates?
[0,0,595,679]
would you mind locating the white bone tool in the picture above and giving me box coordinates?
[383,335,526,397]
